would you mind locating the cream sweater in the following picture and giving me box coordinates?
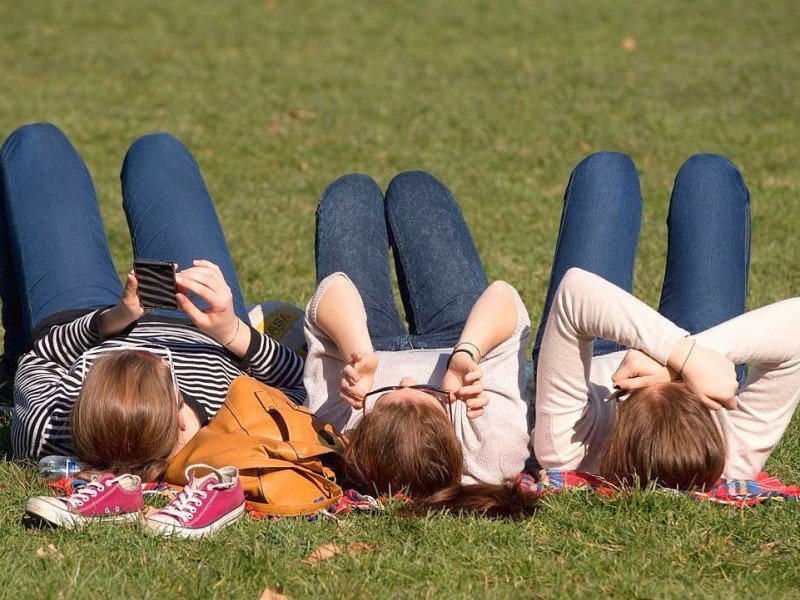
[303,273,531,486]
[533,267,800,480]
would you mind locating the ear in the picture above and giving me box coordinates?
[177,405,187,432]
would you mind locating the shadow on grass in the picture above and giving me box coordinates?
[0,409,12,460]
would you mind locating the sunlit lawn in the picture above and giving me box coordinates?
[1,1,799,597]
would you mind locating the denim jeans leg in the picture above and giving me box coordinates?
[384,171,488,348]
[533,152,642,372]
[315,174,406,348]
[657,154,750,380]
[0,123,122,360]
[120,133,248,322]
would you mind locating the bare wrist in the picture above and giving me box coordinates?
[98,304,140,338]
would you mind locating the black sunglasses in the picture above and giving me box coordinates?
[363,384,455,423]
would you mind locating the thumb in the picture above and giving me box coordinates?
[611,360,635,381]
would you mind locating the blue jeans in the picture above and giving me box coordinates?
[0,123,248,362]
[533,151,751,380]
[315,171,488,351]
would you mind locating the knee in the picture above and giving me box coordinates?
[387,170,439,190]
[124,132,190,170]
[572,151,637,181]
[385,170,441,199]
[385,170,453,211]
[318,173,382,210]
[1,123,72,163]
[676,153,744,186]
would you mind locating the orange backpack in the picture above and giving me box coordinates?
[165,376,347,516]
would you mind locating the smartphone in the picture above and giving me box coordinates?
[133,258,178,309]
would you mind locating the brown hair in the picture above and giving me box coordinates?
[345,399,538,518]
[600,382,725,490]
[71,350,179,482]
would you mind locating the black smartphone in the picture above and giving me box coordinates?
[133,258,178,309]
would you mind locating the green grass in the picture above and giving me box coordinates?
[2,0,800,597]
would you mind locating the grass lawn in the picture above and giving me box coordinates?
[2,0,800,597]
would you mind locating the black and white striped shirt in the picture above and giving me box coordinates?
[11,310,306,460]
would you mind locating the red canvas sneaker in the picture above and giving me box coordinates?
[143,464,245,539]
[26,473,143,529]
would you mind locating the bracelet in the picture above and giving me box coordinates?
[679,339,696,376]
[222,319,240,347]
[454,341,483,362]
[447,347,476,368]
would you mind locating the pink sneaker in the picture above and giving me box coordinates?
[25,473,143,529]
[143,464,245,539]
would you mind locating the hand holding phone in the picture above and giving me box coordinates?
[133,258,178,309]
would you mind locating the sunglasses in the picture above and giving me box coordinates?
[363,384,455,424]
[604,387,631,403]
[75,341,181,404]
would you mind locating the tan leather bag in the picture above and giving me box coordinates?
[165,375,347,516]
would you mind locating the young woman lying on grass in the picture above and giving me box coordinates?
[303,171,537,516]
[532,151,800,488]
[1,123,305,481]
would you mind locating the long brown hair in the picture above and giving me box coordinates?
[600,382,725,489]
[71,349,179,481]
[345,399,538,518]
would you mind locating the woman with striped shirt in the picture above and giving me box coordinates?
[1,123,305,481]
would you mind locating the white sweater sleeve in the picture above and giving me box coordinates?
[533,268,688,471]
[693,298,800,479]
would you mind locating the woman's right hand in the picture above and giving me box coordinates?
[612,348,673,391]
[339,352,378,409]
[669,338,738,411]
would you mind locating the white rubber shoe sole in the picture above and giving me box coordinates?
[143,503,245,539]
[26,496,140,529]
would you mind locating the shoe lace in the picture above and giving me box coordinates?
[160,479,222,523]
[66,476,118,508]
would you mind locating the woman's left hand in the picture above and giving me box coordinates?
[442,351,488,419]
[98,271,147,338]
[175,260,239,344]
[337,352,378,409]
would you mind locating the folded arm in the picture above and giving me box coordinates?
[443,281,520,418]
[534,268,699,469]
[312,274,377,409]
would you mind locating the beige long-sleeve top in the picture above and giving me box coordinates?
[533,267,800,480]
[304,273,531,486]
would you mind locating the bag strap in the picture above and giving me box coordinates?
[248,468,343,516]
[247,494,341,517]
[254,390,312,442]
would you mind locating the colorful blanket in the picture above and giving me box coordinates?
[517,469,800,506]
[49,471,800,515]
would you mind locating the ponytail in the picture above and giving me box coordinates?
[404,481,539,518]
